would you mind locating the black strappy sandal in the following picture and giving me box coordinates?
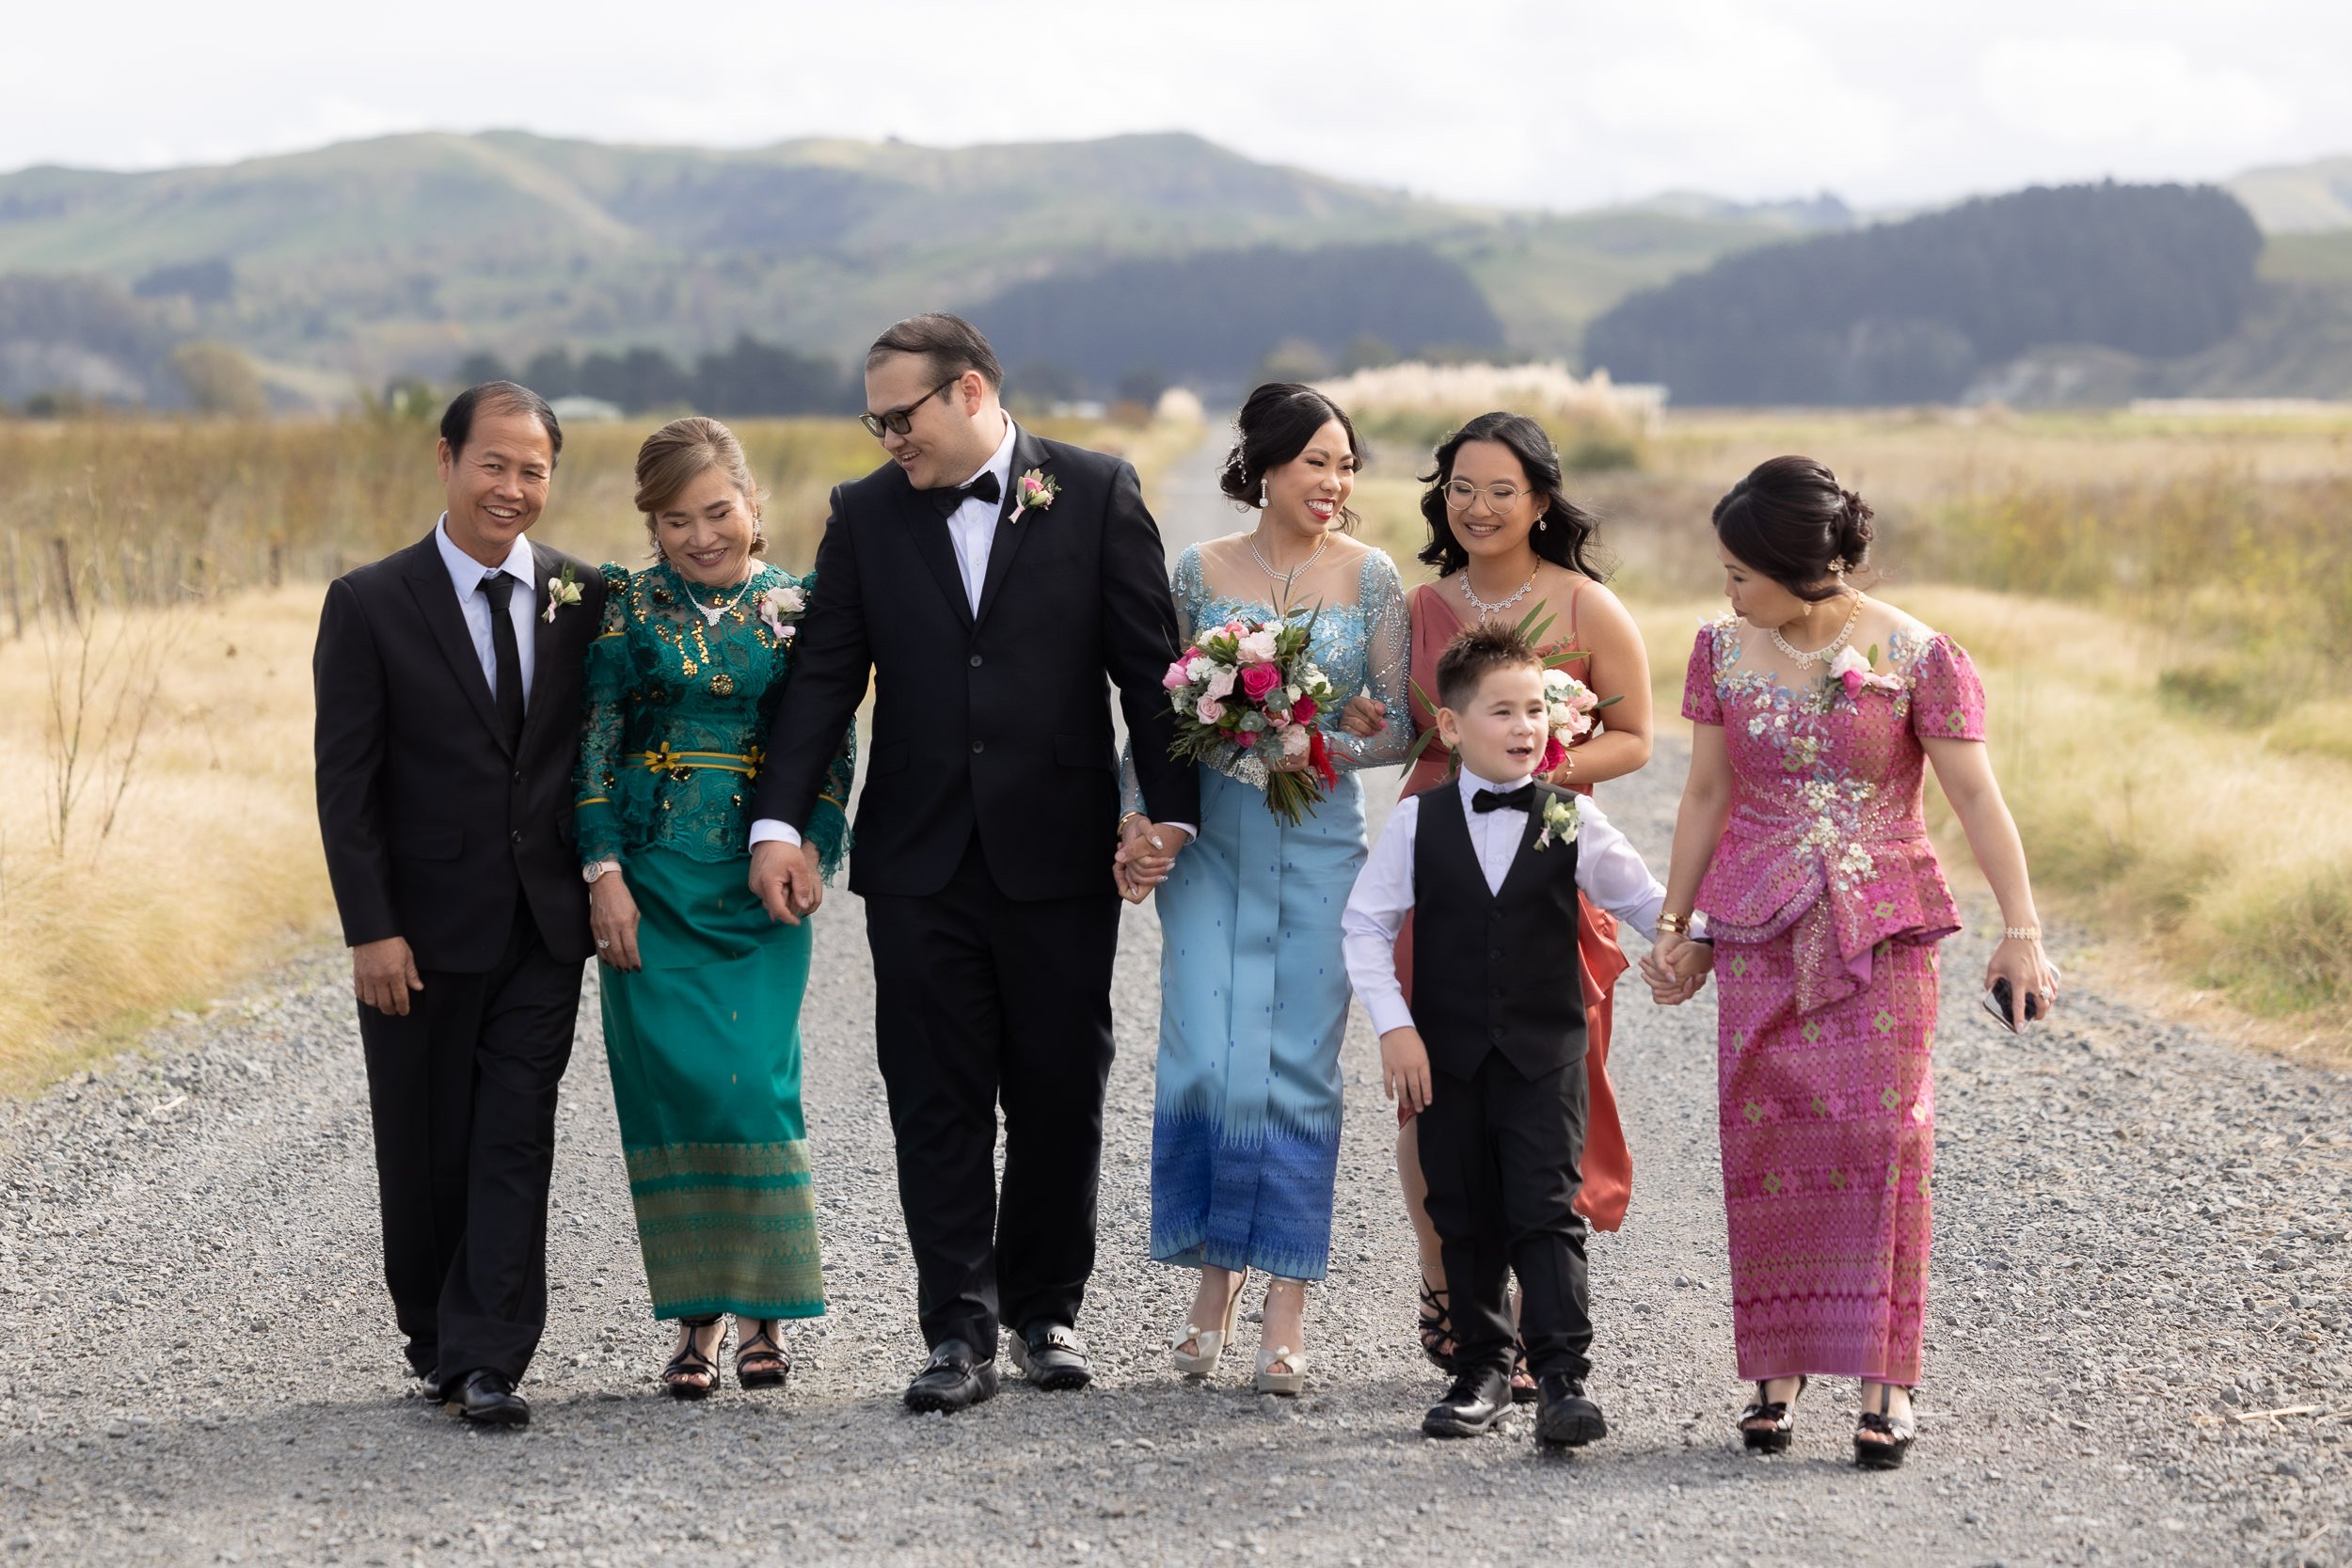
[1739,1375,1808,1452]
[1853,1382,1915,1470]
[1417,1276,1457,1373]
[735,1320,789,1391]
[661,1315,723,1401]
[1509,1344,1539,1405]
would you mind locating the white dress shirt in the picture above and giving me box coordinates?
[434,513,537,709]
[1340,768,1680,1039]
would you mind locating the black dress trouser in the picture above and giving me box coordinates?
[358,905,580,1385]
[863,831,1121,1358]
[1417,1049,1594,1382]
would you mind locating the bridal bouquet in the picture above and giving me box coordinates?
[1162,609,1340,824]
[1406,599,1622,771]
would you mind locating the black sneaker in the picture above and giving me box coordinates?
[1422,1366,1512,1439]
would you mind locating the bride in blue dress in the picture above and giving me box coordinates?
[1123,384,1409,1395]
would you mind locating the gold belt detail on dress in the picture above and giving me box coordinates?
[640,744,764,779]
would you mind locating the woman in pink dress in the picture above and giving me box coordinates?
[1646,455,2056,1468]
[1356,412,1654,1394]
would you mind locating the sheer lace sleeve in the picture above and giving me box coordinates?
[1121,545,1203,816]
[572,562,634,864]
[1327,550,1413,769]
[804,721,857,881]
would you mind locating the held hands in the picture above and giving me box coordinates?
[589,872,643,972]
[352,936,423,1017]
[1113,816,1188,903]
[1380,1025,1434,1114]
[1640,930,1714,1006]
[749,838,825,927]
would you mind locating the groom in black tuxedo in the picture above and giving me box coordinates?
[312,383,604,1427]
[752,313,1197,1412]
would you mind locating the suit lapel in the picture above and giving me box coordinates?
[399,531,511,753]
[520,542,563,748]
[974,425,1049,629]
[895,470,977,631]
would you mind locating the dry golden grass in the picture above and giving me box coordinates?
[0,587,333,1091]
[0,411,1194,1085]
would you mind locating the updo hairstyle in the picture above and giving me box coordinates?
[1416,410,1604,580]
[1710,454,1875,601]
[1217,382,1363,531]
[633,416,766,556]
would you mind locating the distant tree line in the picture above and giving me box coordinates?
[1582,182,2265,404]
[454,333,859,417]
[976,242,1504,397]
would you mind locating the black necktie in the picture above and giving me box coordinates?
[931,469,1001,518]
[479,572,525,745]
[1471,783,1537,815]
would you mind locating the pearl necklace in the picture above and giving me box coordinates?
[1459,566,1538,619]
[1769,591,1866,666]
[677,564,758,621]
[1248,529,1327,586]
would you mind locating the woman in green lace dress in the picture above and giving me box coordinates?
[573,417,853,1398]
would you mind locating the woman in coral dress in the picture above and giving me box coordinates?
[1648,455,2056,1467]
[1369,412,1654,1395]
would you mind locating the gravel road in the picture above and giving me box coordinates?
[2,447,2346,1567]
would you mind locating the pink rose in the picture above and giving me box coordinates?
[1291,695,1319,724]
[1539,736,1566,774]
[1197,696,1226,724]
[1162,659,1191,690]
[1240,664,1281,702]
[1206,666,1237,700]
[1840,667,1867,698]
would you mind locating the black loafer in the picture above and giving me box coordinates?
[904,1338,999,1415]
[1008,1323,1092,1391]
[1422,1366,1512,1438]
[449,1370,530,1428]
[1534,1373,1607,1448]
[419,1370,444,1403]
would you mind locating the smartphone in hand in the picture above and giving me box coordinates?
[1982,976,2048,1033]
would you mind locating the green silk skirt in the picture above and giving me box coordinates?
[598,847,826,1322]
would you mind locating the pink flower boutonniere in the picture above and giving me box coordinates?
[755,581,807,644]
[542,563,582,624]
[1829,644,1901,704]
[1009,467,1059,524]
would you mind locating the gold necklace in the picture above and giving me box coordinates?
[1769,591,1866,667]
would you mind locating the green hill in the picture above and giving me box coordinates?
[0,129,1794,406]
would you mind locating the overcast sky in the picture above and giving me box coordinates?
[7,1,2344,211]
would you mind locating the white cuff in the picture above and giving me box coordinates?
[1364,994,1417,1038]
[749,818,803,849]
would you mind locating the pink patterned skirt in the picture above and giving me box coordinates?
[1716,931,1936,1385]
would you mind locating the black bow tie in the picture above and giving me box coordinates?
[1471,784,1537,814]
[931,470,1002,517]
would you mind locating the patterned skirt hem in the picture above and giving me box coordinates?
[647,1294,827,1323]
[1151,1228,1329,1284]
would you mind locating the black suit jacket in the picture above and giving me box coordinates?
[313,528,608,972]
[755,425,1198,901]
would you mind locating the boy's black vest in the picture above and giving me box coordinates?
[1410,779,1590,1081]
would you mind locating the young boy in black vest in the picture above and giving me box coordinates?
[1343,624,1708,1445]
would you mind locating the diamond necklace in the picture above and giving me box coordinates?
[1769,591,1866,666]
[1248,529,1327,586]
[1459,566,1538,619]
[677,563,758,619]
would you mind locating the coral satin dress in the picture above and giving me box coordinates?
[1393,579,1634,1231]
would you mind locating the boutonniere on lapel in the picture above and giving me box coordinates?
[542,563,582,624]
[1009,467,1059,524]
[755,580,806,644]
[1827,644,1900,705]
[1533,794,1580,852]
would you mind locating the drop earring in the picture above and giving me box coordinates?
[1258,478,1268,508]
[1538,517,1548,531]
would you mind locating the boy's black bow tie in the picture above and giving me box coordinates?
[1471,784,1537,814]
[931,470,1001,517]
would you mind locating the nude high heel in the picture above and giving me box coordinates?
[1253,1278,1310,1396]
[1172,1268,1248,1378]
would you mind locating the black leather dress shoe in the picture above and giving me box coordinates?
[419,1370,444,1403]
[1534,1373,1607,1448]
[1008,1323,1092,1391]
[1422,1366,1512,1438]
[903,1339,999,1414]
[449,1370,530,1428]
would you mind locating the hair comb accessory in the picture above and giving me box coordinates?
[1827,557,1849,575]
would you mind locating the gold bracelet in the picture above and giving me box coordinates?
[1655,911,1692,935]
[1117,811,1149,836]
[1559,747,1577,782]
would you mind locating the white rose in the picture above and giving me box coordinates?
[1829,646,1871,680]
[1237,629,1279,665]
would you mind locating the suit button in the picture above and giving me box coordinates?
[1489,1025,1504,1041]
[969,653,983,668]
[510,830,524,845]
[1489,948,1504,960]
[972,739,985,753]
[513,770,523,784]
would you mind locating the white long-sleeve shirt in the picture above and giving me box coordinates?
[1340,768,1682,1038]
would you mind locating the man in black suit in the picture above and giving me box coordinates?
[312,383,605,1427]
[749,314,1198,1412]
